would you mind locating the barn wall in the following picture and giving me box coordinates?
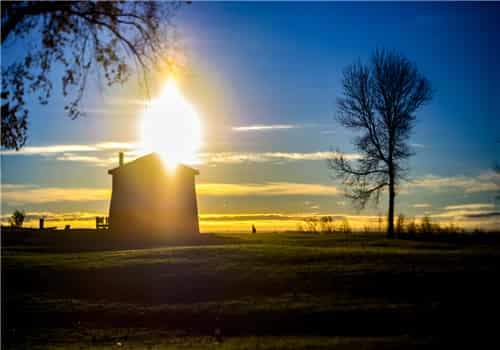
[109,171,154,234]
[152,169,199,236]
[109,159,199,237]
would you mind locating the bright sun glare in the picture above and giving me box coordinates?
[140,78,202,169]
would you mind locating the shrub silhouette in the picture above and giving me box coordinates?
[320,216,335,233]
[406,218,417,238]
[395,214,406,236]
[10,209,25,228]
[420,215,433,235]
[303,217,320,233]
[339,217,352,234]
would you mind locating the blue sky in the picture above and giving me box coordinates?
[1,2,499,231]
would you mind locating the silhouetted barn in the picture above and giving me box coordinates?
[108,153,200,237]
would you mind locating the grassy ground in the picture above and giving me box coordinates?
[3,232,500,348]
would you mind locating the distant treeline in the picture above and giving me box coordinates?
[296,215,490,236]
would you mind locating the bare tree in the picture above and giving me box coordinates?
[329,50,433,238]
[1,1,183,150]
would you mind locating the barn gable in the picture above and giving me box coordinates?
[108,153,199,176]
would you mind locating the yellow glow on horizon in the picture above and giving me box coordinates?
[140,78,202,169]
[13,213,497,232]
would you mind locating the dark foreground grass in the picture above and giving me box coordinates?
[2,232,500,348]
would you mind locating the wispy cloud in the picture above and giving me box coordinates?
[1,182,337,205]
[304,201,320,210]
[478,170,500,182]
[199,213,379,223]
[200,213,310,222]
[444,203,495,211]
[106,97,150,107]
[1,141,144,168]
[410,143,426,148]
[1,142,137,156]
[1,184,39,190]
[431,209,499,220]
[413,203,431,208]
[232,124,299,132]
[54,154,115,167]
[197,182,339,197]
[2,141,360,167]
[462,211,500,219]
[1,144,99,155]
[94,142,138,150]
[79,108,130,116]
[2,186,110,204]
[200,151,360,164]
[408,173,500,194]
[424,201,499,228]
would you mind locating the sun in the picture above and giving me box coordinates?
[140,78,202,169]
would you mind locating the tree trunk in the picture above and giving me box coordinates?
[387,175,395,239]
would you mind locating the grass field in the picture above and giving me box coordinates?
[3,232,500,349]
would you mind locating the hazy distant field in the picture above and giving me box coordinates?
[3,232,500,349]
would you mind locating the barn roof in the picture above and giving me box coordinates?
[108,152,199,176]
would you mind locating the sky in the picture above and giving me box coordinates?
[1,2,499,232]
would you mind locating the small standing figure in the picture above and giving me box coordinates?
[252,224,257,234]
